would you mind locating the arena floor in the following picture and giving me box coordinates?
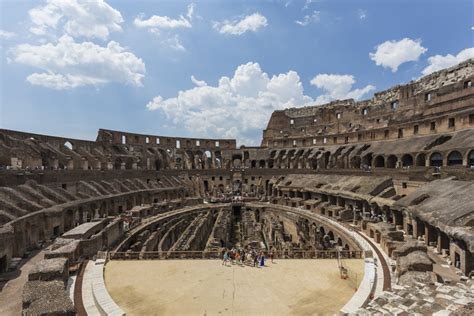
[105,259,364,315]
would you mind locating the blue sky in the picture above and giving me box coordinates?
[0,0,473,145]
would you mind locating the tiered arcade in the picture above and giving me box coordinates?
[0,59,473,315]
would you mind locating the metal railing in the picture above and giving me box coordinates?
[108,249,364,260]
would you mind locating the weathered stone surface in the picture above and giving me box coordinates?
[28,258,69,283]
[22,280,75,315]
[398,271,434,286]
[398,250,433,276]
[393,241,427,258]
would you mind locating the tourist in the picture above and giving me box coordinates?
[259,251,265,268]
[253,251,259,267]
[223,250,229,266]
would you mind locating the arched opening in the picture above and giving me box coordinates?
[351,156,361,169]
[447,151,463,166]
[327,231,335,241]
[267,159,274,168]
[125,158,134,169]
[155,158,163,170]
[430,152,443,167]
[322,151,331,168]
[233,159,241,168]
[374,155,385,168]
[362,153,373,167]
[250,160,257,168]
[232,154,242,168]
[259,160,265,168]
[401,154,413,167]
[114,158,122,170]
[468,150,474,166]
[386,155,398,168]
[64,141,73,150]
[416,153,426,167]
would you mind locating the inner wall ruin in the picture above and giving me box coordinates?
[0,59,473,315]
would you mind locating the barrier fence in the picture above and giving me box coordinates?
[108,249,364,260]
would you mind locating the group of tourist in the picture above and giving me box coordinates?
[222,248,275,268]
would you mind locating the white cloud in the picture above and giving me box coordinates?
[213,13,268,35]
[191,75,207,87]
[10,35,145,89]
[302,0,318,10]
[369,38,427,72]
[421,47,474,75]
[358,9,367,20]
[186,3,195,21]
[295,11,320,26]
[146,62,313,145]
[28,0,123,40]
[310,74,375,104]
[133,3,194,33]
[166,35,186,51]
[0,30,16,39]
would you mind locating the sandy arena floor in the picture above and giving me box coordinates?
[105,259,364,316]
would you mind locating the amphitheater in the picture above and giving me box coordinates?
[0,59,473,315]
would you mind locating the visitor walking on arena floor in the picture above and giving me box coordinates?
[222,250,229,266]
[259,251,265,268]
[253,251,259,267]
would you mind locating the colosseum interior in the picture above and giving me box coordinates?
[0,60,473,315]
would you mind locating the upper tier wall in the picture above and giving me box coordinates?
[97,129,236,150]
[262,59,474,147]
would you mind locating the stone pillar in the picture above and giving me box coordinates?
[412,218,419,239]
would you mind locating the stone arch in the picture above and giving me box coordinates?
[215,157,222,169]
[155,157,163,170]
[447,150,463,166]
[415,153,426,167]
[125,157,134,169]
[267,159,274,168]
[322,151,331,168]
[64,141,73,150]
[232,154,242,168]
[430,152,443,167]
[250,160,257,168]
[386,155,398,168]
[468,150,474,166]
[401,154,413,167]
[114,157,123,170]
[319,226,325,236]
[351,156,361,169]
[327,231,335,241]
[374,155,385,168]
[259,160,266,168]
[362,153,373,167]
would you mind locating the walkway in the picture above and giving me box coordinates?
[0,250,45,315]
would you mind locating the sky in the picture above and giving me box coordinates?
[0,0,473,146]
